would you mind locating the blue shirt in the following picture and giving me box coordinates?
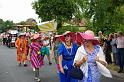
[58,43,78,60]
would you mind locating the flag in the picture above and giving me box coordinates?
[38,20,57,32]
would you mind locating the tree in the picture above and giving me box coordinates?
[0,19,4,32]
[32,0,124,34]
[77,0,124,34]
[26,18,37,26]
[32,0,81,29]
[0,19,13,32]
[26,18,39,32]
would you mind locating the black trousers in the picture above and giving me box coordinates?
[117,48,124,70]
[105,52,112,64]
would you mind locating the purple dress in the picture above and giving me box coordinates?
[29,42,44,68]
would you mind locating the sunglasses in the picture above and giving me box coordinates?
[64,35,71,37]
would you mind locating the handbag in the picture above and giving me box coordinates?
[68,66,83,80]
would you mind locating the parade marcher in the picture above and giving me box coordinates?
[25,32,31,57]
[116,31,124,73]
[53,35,62,75]
[74,30,112,82]
[58,31,78,82]
[28,34,44,82]
[15,33,28,66]
[110,33,118,64]
[41,36,52,65]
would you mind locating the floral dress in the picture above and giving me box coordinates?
[80,45,101,82]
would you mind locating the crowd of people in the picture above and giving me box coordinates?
[14,32,53,82]
[98,31,124,73]
[1,30,124,82]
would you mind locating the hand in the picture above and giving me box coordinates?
[37,51,40,54]
[60,67,65,74]
[15,46,18,48]
[82,55,87,62]
[20,48,22,51]
[95,56,99,61]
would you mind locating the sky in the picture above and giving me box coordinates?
[0,0,39,23]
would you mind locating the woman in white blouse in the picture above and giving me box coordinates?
[74,30,112,82]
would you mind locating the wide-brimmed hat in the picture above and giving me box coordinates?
[54,35,63,41]
[81,30,95,40]
[59,31,76,42]
[77,30,99,45]
[63,31,71,36]
[33,34,41,40]
[55,35,63,38]
[18,32,25,37]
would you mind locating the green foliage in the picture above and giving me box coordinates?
[57,26,83,34]
[0,19,14,32]
[32,0,124,34]
[32,0,81,29]
[78,0,124,34]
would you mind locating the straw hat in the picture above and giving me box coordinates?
[18,32,25,37]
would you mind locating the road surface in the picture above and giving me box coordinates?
[0,45,124,82]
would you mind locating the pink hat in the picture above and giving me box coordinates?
[33,34,40,39]
[54,35,63,41]
[81,30,95,40]
[78,30,99,45]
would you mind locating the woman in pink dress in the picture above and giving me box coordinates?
[29,34,44,82]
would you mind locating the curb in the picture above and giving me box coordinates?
[110,70,124,79]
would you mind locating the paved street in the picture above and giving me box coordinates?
[0,45,124,82]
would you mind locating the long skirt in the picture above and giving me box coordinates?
[17,53,27,62]
[59,60,78,82]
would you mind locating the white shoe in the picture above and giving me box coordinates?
[37,78,41,82]
[33,68,35,71]
[34,77,40,82]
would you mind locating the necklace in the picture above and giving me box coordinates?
[65,42,71,47]
[64,43,72,55]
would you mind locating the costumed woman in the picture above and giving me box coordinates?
[74,30,112,82]
[15,32,28,66]
[28,34,44,82]
[58,31,78,82]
